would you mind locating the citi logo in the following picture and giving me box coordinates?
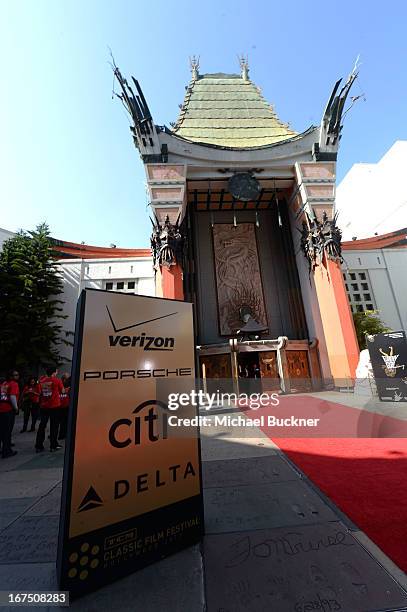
[106,305,176,352]
[109,400,169,448]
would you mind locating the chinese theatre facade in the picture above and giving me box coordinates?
[114,58,360,392]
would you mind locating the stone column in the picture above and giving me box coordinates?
[291,162,359,386]
[145,164,187,300]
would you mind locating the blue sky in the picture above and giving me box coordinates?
[1,0,406,247]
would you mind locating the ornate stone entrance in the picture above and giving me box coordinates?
[114,56,360,389]
[197,338,320,395]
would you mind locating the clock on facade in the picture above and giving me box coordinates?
[228,172,261,202]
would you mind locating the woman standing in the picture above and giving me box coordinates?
[20,376,40,433]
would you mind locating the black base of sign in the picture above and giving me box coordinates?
[58,494,203,599]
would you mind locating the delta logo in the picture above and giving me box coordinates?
[106,306,176,351]
[77,486,104,513]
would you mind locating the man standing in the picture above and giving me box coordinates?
[0,371,20,458]
[35,365,63,453]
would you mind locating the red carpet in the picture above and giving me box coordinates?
[242,396,407,570]
[271,437,407,572]
[252,394,407,437]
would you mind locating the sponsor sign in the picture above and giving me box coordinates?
[367,331,407,402]
[57,289,203,598]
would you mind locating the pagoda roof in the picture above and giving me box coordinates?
[171,72,298,149]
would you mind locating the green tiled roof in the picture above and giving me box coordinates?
[172,73,296,149]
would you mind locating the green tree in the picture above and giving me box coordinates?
[352,310,391,350]
[0,223,69,374]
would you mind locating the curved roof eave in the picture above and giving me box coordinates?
[342,227,407,251]
[51,237,152,259]
[162,124,317,152]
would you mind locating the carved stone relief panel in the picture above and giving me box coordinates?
[212,223,268,336]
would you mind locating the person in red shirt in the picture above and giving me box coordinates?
[0,371,20,458]
[58,373,70,440]
[35,365,64,452]
[20,376,40,433]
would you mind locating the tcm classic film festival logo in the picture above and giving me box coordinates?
[379,347,405,378]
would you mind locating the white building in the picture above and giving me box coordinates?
[336,141,407,240]
[0,227,16,249]
[342,229,407,332]
[53,240,155,364]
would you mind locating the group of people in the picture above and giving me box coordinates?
[0,366,71,459]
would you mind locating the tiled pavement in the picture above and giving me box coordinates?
[0,414,406,611]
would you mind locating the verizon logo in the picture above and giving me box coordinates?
[109,334,174,351]
[106,305,176,351]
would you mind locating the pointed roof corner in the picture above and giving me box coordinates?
[171,65,297,149]
[112,63,161,156]
[319,57,361,152]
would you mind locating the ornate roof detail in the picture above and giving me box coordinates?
[319,59,360,151]
[150,215,184,269]
[189,55,200,81]
[112,63,161,158]
[238,54,249,81]
[300,211,343,275]
[172,69,297,149]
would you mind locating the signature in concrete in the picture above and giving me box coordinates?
[224,530,354,568]
[294,593,341,611]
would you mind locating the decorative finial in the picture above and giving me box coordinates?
[189,55,200,81]
[239,54,249,81]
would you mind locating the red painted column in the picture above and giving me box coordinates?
[328,258,360,378]
[313,257,359,384]
[293,162,360,386]
[160,264,184,300]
